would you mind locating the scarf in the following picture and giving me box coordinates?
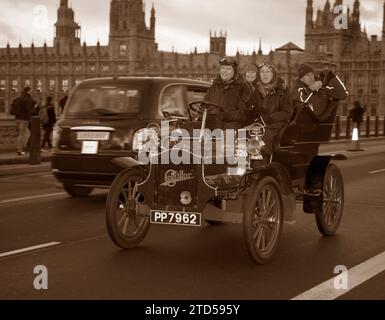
[219,73,240,90]
[256,77,278,97]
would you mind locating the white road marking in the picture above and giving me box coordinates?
[292,251,385,300]
[0,192,67,205]
[369,169,385,175]
[0,242,61,258]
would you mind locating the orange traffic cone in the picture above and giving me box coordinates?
[347,124,364,152]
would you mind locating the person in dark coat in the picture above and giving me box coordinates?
[204,56,251,127]
[349,100,366,135]
[40,96,57,150]
[292,63,348,122]
[248,63,293,157]
[15,87,36,155]
[244,63,259,108]
[33,97,44,116]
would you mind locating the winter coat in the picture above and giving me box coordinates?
[292,71,348,122]
[245,80,258,108]
[248,77,293,127]
[204,74,252,122]
[349,105,366,124]
[15,93,35,121]
[43,103,56,128]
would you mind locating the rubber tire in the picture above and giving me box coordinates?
[106,169,151,249]
[316,164,344,237]
[63,184,93,197]
[243,177,284,265]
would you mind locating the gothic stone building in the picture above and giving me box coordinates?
[0,0,384,149]
[305,0,385,116]
[0,0,304,120]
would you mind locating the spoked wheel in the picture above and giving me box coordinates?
[316,164,344,236]
[243,177,283,264]
[106,169,151,249]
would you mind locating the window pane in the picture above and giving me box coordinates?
[66,84,142,116]
[187,88,207,104]
[160,85,188,117]
[62,79,69,92]
[0,98,5,113]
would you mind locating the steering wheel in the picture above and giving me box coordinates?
[188,101,225,116]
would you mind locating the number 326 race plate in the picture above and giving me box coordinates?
[150,211,201,227]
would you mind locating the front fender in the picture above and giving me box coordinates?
[303,155,333,214]
[111,157,145,169]
[305,155,333,187]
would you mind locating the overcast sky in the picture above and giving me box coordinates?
[0,0,383,54]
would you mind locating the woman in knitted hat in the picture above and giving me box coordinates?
[248,63,293,159]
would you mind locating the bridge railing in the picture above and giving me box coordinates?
[332,116,385,140]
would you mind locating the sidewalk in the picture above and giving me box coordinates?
[0,150,52,165]
[0,150,52,176]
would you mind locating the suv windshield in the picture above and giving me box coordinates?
[66,84,142,117]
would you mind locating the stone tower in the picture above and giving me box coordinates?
[383,1,385,40]
[305,0,314,33]
[109,0,157,73]
[54,0,81,49]
[209,31,226,57]
[304,0,367,63]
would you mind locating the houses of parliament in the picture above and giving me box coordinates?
[1,0,385,119]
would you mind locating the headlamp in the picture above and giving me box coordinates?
[132,128,159,152]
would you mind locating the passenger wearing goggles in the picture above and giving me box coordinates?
[247,63,293,157]
[204,57,252,127]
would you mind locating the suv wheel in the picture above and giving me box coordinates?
[63,184,94,197]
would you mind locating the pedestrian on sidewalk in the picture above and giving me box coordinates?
[349,101,366,136]
[33,97,44,116]
[11,87,36,156]
[40,96,56,150]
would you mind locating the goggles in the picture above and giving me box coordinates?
[258,62,275,70]
[219,57,237,67]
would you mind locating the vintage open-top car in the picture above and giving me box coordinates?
[105,99,345,264]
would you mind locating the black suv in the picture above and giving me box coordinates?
[52,77,210,197]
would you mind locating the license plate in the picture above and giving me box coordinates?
[81,141,99,154]
[150,211,201,227]
[77,132,110,141]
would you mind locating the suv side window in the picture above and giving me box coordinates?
[160,85,189,118]
[186,86,209,119]
[186,87,208,104]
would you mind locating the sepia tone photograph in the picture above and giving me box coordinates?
[0,0,385,305]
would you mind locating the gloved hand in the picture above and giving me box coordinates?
[309,81,323,92]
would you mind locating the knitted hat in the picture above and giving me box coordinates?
[298,64,314,79]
